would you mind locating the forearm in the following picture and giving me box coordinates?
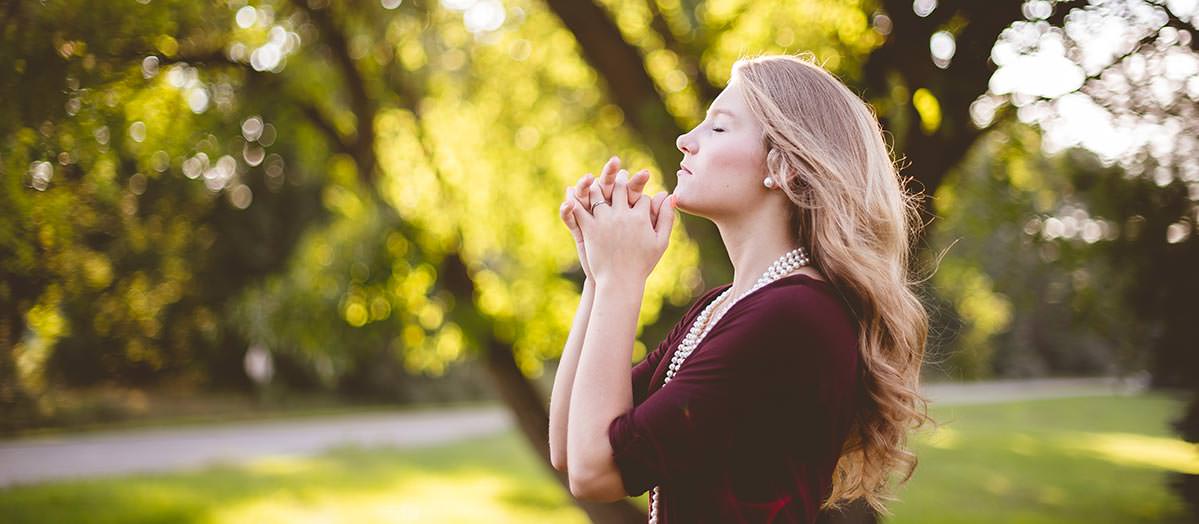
[549,278,596,471]
[566,278,643,480]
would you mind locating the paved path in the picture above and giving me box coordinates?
[0,376,1151,488]
[0,405,511,488]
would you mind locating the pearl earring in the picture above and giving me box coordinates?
[763,177,776,189]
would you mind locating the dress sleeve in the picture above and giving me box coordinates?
[630,314,691,407]
[607,286,857,497]
[630,337,668,408]
[630,287,725,407]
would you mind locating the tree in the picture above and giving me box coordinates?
[6,0,1197,521]
[1,0,322,428]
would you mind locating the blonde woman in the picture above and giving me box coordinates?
[549,54,932,523]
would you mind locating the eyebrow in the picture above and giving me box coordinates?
[706,108,735,119]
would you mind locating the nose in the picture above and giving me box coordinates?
[676,131,695,156]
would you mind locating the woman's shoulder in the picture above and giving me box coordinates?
[697,274,859,374]
[746,272,845,307]
[733,273,859,335]
[683,272,857,330]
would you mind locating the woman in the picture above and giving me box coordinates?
[548,54,933,523]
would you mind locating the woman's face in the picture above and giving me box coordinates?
[673,76,769,218]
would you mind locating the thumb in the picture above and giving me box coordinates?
[654,194,677,240]
[649,191,668,224]
[571,198,594,231]
[561,199,582,243]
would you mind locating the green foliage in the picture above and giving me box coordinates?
[927,124,1154,379]
[5,0,1191,419]
[1,0,323,401]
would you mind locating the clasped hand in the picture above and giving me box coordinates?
[558,156,676,286]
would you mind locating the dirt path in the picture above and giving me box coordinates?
[0,404,510,488]
[0,376,1150,488]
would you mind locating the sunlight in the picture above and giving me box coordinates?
[209,467,586,524]
[240,455,326,476]
[919,425,960,449]
[982,473,1011,495]
[1060,431,1199,474]
[1009,433,1039,456]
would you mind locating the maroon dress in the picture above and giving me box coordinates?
[608,273,861,523]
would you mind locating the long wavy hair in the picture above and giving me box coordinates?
[732,54,935,515]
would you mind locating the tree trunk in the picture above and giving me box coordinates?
[1171,388,1199,520]
[0,307,36,435]
[483,339,648,523]
[541,0,681,175]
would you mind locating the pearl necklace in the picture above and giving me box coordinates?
[648,246,810,524]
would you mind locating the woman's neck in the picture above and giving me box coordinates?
[718,228,803,300]
[708,189,808,299]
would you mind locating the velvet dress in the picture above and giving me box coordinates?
[607,274,861,523]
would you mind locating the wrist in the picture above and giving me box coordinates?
[594,275,647,296]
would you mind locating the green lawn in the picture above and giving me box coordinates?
[888,393,1195,524]
[0,393,1193,523]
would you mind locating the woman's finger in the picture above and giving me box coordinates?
[567,187,588,223]
[611,169,629,208]
[654,194,677,237]
[560,198,582,240]
[626,169,650,207]
[560,192,572,223]
[600,156,620,203]
[649,191,667,224]
[574,175,593,209]
[587,177,606,214]
[570,192,594,231]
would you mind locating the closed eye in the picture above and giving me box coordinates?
[712,128,725,133]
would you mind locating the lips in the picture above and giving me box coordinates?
[678,164,693,176]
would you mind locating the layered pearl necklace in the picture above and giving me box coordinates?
[648,246,810,524]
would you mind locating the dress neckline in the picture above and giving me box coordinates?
[694,273,832,329]
[708,272,830,305]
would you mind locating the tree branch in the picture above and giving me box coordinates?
[541,0,683,173]
[292,1,378,186]
[163,50,356,157]
[646,0,720,103]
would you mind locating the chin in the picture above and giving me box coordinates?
[671,193,689,213]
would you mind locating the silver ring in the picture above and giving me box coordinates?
[590,201,610,212]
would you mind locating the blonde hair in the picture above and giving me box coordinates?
[732,54,934,515]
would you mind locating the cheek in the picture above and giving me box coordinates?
[706,136,765,182]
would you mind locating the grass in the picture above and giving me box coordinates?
[888,392,1194,523]
[0,393,1192,523]
[0,430,593,524]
